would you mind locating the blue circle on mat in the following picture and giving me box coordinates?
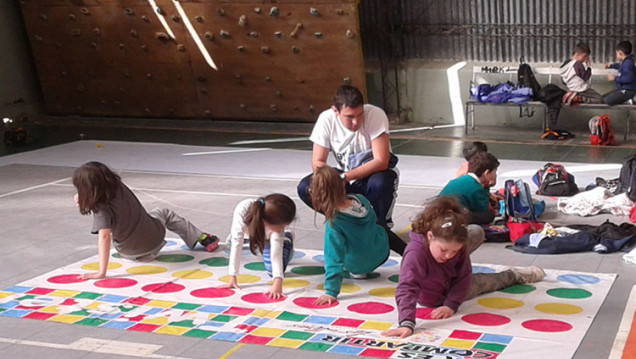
[293,251,306,259]
[312,254,324,263]
[166,240,178,246]
[381,259,399,267]
[472,266,496,274]
[557,274,600,284]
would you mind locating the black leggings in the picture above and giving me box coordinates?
[384,226,407,256]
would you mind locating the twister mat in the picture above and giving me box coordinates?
[0,239,616,358]
[610,285,636,359]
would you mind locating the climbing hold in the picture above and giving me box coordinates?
[269,7,279,16]
[238,15,247,27]
[80,8,90,15]
[195,16,204,23]
[219,30,230,38]
[155,32,170,41]
[308,105,315,112]
[343,77,351,84]
[309,7,319,16]
[204,32,214,40]
[290,23,303,38]
[254,8,261,14]
[118,43,125,49]
[141,45,148,51]
[249,31,258,38]
[144,108,151,113]
[237,45,245,52]
[235,74,242,83]
[346,30,355,39]
[177,44,186,51]
[155,7,164,15]
[71,29,81,36]
[240,103,246,109]
[124,8,135,16]
[172,15,181,22]
[293,105,300,110]
[61,71,67,77]
[274,31,283,38]
[216,8,225,16]
[93,27,101,36]
[292,46,300,54]
[265,76,272,82]
[141,15,150,23]
[204,109,212,115]
[275,91,282,97]
[76,84,85,92]
[270,104,278,112]
[34,34,43,42]
[68,13,75,21]
[314,32,323,38]
[146,73,153,79]
[40,13,48,21]
[123,71,131,78]
[90,42,98,49]
[261,46,270,54]
[130,29,138,38]
[336,9,344,15]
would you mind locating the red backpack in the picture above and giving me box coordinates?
[589,114,617,146]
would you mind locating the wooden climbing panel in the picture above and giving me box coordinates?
[18,0,365,121]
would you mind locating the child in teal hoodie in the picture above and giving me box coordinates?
[310,165,402,305]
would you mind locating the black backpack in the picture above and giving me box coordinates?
[532,163,579,196]
[518,57,541,100]
[615,155,636,200]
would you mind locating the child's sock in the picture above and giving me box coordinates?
[199,234,220,252]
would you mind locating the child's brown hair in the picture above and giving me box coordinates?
[412,196,468,245]
[243,193,296,255]
[309,165,347,222]
[73,161,122,215]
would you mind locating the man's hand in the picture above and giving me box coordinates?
[381,327,413,338]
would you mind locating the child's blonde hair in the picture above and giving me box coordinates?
[308,166,346,222]
[412,196,468,245]
[243,194,296,255]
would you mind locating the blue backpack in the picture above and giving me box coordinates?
[504,179,544,221]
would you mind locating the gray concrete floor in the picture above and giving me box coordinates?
[1,118,635,358]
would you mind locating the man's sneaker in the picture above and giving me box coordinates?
[510,266,545,284]
[349,272,368,279]
[199,234,220,252]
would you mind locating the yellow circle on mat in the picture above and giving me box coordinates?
[477,297,524,309]
[172,270,213,279]
[267,278,310,289]
[126,265,167,275]
[82,262,122,271]
[317,283,361,293]
[535,303,583,315]
[369,287,396,298]
[219,274,261,284]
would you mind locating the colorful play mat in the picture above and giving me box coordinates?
[0,240,616,358]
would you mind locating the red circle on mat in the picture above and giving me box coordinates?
[47,274,87,284]
[94,278,138,288]
[191,287,235,298]
[416,307,436,320]
[348,301,394,314]
[142,282,186,293]
[241,292,286,304]
[293,297,339,309]
[522,319,573,332]
[461,312,511,326]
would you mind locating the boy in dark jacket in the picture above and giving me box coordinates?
[603,41,636,105]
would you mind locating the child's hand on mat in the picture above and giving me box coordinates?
[430,306,454,319]
[78,272,105,280]
[314,294,336,306]
[266,277,284,299]
[218,276,240,290]
[381,327,413,338]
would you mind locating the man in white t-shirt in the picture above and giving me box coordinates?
[297,85,400,231]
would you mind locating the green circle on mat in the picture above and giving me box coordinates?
[112,253,120,258]
[291,266,325,275]
[245,262,266,271]
[156,254,194,263]
[499,284,536,294]
[344,271,380,279]
[199,257,229,266]
[546,288,592,299]
[388,274,399,283]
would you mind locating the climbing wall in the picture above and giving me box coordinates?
[18,0,364,121]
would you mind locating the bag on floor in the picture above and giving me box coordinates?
[517,56,541,100]
[532,163,579,196]
[540,128,575,141]
[507,218,544,242]
[503,179,539,221]
[615,155,636,200]
[589,114,618,146]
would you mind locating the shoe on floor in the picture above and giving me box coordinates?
[511,266,545,284]
[349,272,368,279]
[200,234,220,252]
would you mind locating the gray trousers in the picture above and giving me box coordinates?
[148,207,204,250]
[463,224,517,300]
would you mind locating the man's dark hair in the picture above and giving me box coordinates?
[463,141,488,161]
[573,42,591,56]
[617,41,633,55]
[333,85,364,111]
[468,152,499,177]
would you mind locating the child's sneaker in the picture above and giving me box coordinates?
[510,266,545,284]
[199,234,220,252]
[349,272,368,279]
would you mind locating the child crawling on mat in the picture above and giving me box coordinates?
[382,196,545,338]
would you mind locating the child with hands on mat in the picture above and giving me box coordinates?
[218,194,296,299]
[382,196,544,338]
[309,165,406,306]
[73,161,220,280]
